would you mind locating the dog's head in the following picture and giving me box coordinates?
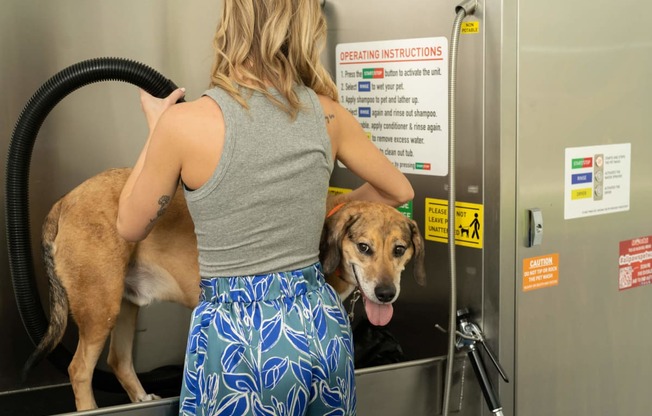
[320,201,426,326]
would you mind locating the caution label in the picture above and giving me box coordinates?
[523,254,559,292]
[425,198,483,249]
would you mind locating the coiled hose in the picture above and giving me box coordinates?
[5,57,184,392]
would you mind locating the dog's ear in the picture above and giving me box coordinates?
[319,215,341,274]
[320,208,358,275]
[409,219,427,286]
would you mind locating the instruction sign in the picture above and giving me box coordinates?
[523,254,560,292]
[564,143,631,219]
[425,198,483,249]
[336,37,449,176]
[618,236,652,291]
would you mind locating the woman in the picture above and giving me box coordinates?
[117,0,413,414]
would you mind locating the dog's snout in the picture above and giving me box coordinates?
[374,284,396,303]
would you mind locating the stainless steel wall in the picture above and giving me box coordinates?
[511,0,652,414]
[2,1,485,414]
[1,0,219,393]
[322,1,488,415]
[8,1,650,416]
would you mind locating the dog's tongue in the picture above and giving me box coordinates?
[361,291,393,326]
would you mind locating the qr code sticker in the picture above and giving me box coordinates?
[619,266,632,289]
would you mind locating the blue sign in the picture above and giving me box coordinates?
[571,172,593,184]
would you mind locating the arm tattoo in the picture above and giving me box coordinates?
[325,114,335,124]
[146,195,171,232]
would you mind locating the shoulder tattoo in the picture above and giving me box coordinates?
[325,113,335,124]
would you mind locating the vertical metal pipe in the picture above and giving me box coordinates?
[442,1,477,415]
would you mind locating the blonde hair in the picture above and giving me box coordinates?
[210,0,338,118]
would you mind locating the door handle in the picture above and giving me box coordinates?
[528,208,543,247]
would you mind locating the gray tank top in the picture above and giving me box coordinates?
[184,85,333,277]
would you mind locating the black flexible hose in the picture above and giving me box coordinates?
[5,57,184,392]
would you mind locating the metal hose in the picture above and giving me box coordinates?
[5,57,183,392]
[442,1,477,415]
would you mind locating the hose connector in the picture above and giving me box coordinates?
[455,0,477,15]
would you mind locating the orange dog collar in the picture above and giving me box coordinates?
[326,202,346,218]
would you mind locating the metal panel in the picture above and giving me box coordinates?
[322,1,489,415]
[1,0,219,393]
[54,359,450,416]
[57,397,180,416]
[322,0,484,355]
[515,0,652,414]
[2,1,495,415]
[486,0,519,415]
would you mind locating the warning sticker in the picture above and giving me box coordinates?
[618,236,652,291]
[425,198,483,249]
[523,254,559,292]
[461,21,480,34]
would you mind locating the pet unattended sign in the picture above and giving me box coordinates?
[336,37,449,176]
[424,198,483,249]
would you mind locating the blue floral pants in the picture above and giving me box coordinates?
[179,263,356,415]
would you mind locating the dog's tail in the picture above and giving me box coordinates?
[22,198,69,381]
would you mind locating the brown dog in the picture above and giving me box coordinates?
[321,200,426,326]
[26,167,426,411]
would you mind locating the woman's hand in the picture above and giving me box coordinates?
[139,87,186,132]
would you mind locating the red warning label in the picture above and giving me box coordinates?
[618,236,652,291]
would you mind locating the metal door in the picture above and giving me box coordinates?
[513,0,652,414]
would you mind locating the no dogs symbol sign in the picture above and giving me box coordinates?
[425,198,483,249]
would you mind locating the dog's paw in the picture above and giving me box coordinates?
[139,394,162,402]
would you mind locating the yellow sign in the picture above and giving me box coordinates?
[571,188,592,200]
[461,21,480,34]
[328,186,351,196]
[425,198,483,249]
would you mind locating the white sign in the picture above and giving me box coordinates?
[564,143,631,219]
[335,37,449,176]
